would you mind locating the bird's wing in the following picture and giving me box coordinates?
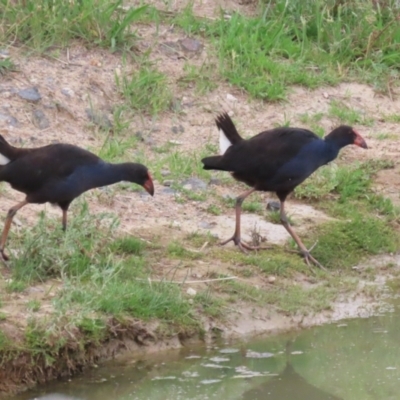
[1,144,101,193]
[217,128,319,180]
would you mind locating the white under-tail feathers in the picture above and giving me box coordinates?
[219,127,232,155]
[0,153,10,165]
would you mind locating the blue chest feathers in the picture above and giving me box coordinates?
[49,162,116,200]
[273,140,339,185]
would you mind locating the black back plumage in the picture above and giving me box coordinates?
[0,135,154,261]
[202,114,364,194]
[0,136,153,205]
[0,140,100,195]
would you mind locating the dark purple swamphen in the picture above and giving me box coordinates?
[0,135,154,261]
[202,113,368,268]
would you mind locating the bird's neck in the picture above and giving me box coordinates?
[98,162,131,185]
[322,138,346,163]
[324,134,352,151]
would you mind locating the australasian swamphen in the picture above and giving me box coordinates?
[202,113,368,268]
[0,135,154,261]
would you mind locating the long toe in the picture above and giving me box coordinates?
[304,252,326,271]
[220,235,269,253]
[1,250,9,262]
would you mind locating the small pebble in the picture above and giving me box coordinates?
[163,180,174,187]
[209,177,222,186]
[17,87,41,102]
[226,93,237,102]
[32,109,50,130]
[179,38,203,53]
[85,108,112,129]
[181,177,207,191]
[169,140,183,145]
[61,87,74,97]
[199,221,214,230]
[162,187,176,195]
[186,287,197,296]
[0,112,18,127]
[266,200,280,211]
[135,131,144,141]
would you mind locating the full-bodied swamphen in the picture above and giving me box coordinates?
[0,135,154,261]
[202,113,368,268]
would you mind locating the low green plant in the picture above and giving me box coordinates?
[310,212,399,269]
[167,242,202,260]
[381,114,400,123]
[174,0,400,100]
[328,100,374,126]
[116,63,172,115]
[27,300,41,312]
[9,202,119,284]
[1,0,147,51]
[295,159,392,201]
[194,289,225,318]
[178,62,218,94]
[0,58,15,75]
[110,236,146,256]
[98,135,138,162]
[242,201,264,214]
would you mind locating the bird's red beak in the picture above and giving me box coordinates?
[143,173,154,196]
[353,130,368,149]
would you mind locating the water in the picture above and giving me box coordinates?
[12,308,400,400]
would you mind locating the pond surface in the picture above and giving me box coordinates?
[13,306,400,400]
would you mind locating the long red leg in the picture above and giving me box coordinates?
[220,188,267,253]
[279,201,326,270]
[0,199,29,261]
[62,210,68,231]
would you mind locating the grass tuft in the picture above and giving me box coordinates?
[1,0,147,52]
[174,0,400,100]
[116,62,172,115]
[310,212,399,269]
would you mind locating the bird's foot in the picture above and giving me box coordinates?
[301,250,326,271]
[0,249,9,262]
[0,249,10,268]
[286,241,326,271]
[220,235,269,254]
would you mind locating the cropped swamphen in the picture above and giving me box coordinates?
[202,113,368,268]
[0,135,154,261]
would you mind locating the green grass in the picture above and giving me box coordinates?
[194,289,226,318]
[178,62,218,94]
[310,211,399,269]
[328,100,374,126]
[98,135,139,162]
[115,62,172,115]
[174,0,400,100]
[295,159,393,201]
[145,148,212,183]
[167,242,203,260]
[59,279,194,324]
[0,57,16,75]
[8,203,119,284]
[1,0,148,52]
[110,236,146,256]
[381,114,400,123]
[26,300,41,312]
[217,279,334,315]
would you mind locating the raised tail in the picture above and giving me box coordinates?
[216,113,243,154]
[0,135,17,165]
[201,155,228,171]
